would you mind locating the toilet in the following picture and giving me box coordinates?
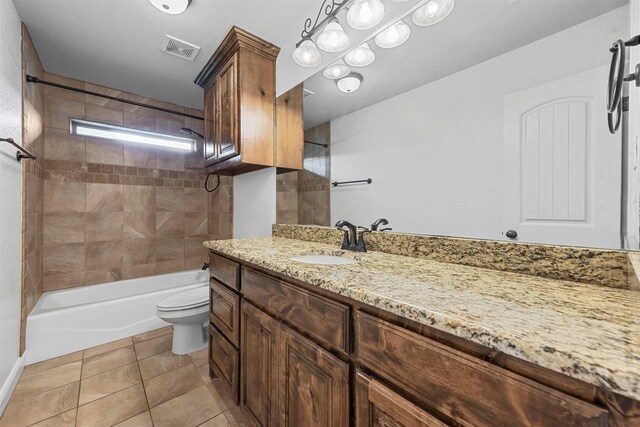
[156,285,209,354]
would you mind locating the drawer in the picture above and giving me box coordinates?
[209,324,239,405]
[242,267,350,355]
[355,311,608,427]
[210,279,240,347]
[209,252,240,291]
[355,370,448,427]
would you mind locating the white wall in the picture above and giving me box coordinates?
[0,0,25,414]
[331,7,627,240]
[233,168,276,239]
[625,0,640,249]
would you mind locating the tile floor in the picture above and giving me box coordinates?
[0,327,252,427]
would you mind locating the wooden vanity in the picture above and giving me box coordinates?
[206,250,637,427]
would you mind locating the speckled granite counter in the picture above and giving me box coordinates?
[204,236,640,401]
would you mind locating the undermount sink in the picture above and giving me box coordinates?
[289,255,358,265]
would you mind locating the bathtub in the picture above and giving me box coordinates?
[26,269,209,364]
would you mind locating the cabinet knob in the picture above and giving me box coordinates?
[505,230,518,239]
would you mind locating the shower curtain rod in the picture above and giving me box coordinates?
[25,75,204,121]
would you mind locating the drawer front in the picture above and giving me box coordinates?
[209,324,239,404]
[355,370,448,427]
[355,311,608,427]
[209,252,240,291]
[242,267,350,355]
[210,279,240,347]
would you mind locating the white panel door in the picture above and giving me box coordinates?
[503,66,621,248]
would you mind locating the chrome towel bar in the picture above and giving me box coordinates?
[1,137,37,162]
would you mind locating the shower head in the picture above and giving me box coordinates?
[180,127,204,140]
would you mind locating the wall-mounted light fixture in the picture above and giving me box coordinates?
[70,119,196,151]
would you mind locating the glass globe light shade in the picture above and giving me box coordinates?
[317,19,350,52]
[374,20,411,49]
[346,0,385,30]
[344,43,375,67]
[412,0,455,26]
[323,60,351,79]
[292,39,322,67]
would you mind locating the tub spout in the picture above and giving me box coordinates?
[201,262,209,270]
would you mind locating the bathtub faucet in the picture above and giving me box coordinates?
[201,262,209,270]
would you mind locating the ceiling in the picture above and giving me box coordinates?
[12,0,319,109]
[303,0,628,129]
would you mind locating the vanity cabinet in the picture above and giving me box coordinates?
[207,250,631,427]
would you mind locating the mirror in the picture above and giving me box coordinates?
[276,0,636,250]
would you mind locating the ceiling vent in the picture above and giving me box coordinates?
[161,35,200,61]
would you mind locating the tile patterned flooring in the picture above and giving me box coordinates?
[0,327,251,427]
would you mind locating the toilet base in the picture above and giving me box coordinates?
[172,323,208,355]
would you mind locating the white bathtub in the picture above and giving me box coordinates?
[26,269,209,364]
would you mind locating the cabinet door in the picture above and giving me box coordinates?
[215,53,239,161]
[277,326,349,427]
[241,301,278,427]
[355,371,448,427]
[203,86,217,164]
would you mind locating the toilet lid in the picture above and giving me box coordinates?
[157,286,209,311]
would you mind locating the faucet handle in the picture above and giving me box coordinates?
[379,227,392,232]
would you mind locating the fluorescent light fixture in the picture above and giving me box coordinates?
[70,119,196,151]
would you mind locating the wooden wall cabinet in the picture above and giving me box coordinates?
[195,27,304,175]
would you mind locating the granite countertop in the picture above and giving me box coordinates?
[203,236,640,401]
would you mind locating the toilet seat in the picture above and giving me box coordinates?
[157,286,209,312]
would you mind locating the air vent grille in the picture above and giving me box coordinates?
[161,35,200,61]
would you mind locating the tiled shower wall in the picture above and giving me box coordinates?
[39,72,233,292]
[276,122,331,226]
[21,26,44,353]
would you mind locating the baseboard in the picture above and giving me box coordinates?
[0,355,25,416]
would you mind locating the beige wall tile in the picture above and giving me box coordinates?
[86,212,124,242]
[44,96,85,130]
[44,72,84,102]
[44,213,85,245]
[85,137,124,165]
[156,211,184,237]
[85,83,124,110]
[155,260,184,275]
[44,127,85,162]
[85,104,123,126]
[184,187,207,212]
[156,150,184,171]
[124,111,156,132]
[44,181,85,213]
[124,145,156,168]
[156,237,184,262]
[86,183,123,212]
[185,236,208,259]
[86,241,123,270]
[85,268,122,286]
[124,186,155,212]
[185,211,208,236]
[43,243,85,276]
[124,211,156,239]
[124,238,156,266]
[156,187,184,211]
[122,263,156,280]
[43,272,85,292]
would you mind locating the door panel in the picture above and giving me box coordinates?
[277,326,349,427]
[503,65,621,248]
[241,301,278,427]
[216,54,239,161]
